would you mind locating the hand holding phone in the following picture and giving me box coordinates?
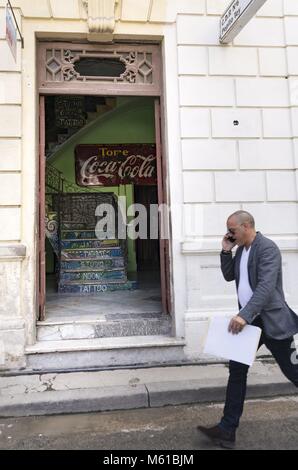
[222,232,237,251]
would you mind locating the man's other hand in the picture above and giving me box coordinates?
[228,315,247,335]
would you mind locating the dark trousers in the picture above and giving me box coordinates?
[219,317,298,433]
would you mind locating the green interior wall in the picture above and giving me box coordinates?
[46,97,155,275]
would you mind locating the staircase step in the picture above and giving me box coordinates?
[57,134,69,144]
[37,313,170,341]
[87,111,98,120]
[97,104,111,112]
[58,280,138,294]
[61,247,123,260]
[25,336,186,370]
[61,223,89,230]
[60,277,130,285]
[61,230,97,240]
[61,239,119,250]
[60,270,127,282]
[60,258,125,271]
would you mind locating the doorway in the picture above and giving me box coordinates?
[42,95,167,323]
[38,42,170,326]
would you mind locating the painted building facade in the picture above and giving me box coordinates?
[0,0,297,371]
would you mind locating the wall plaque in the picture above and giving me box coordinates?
[75,144,157,186]
[220,0,267,43]
[55,96,86,128]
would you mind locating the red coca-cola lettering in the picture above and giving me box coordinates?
[75,144,157,186]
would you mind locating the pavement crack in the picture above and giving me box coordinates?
[144,384,150,408]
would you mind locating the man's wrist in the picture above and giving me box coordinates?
[221,249,232,254]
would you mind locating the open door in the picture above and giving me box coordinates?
[39,96,46,320]
[155,99,171,314]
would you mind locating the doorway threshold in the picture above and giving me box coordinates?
[45,279,162,323]
[41,271,169,341]
[36,310,170,342]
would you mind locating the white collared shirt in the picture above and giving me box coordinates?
[238,246,253,309]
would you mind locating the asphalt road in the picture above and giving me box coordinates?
[0,396,298,451]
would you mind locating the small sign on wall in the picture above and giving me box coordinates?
[75,144,157,186]
[5,6,17,62]
[55,96,86,128]
[220,0,267,44]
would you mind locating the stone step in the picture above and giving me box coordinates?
[36,313,170,342]
[60,270,127,282]
[61,247,123,260]
[58,280,138,294]
[60,258,125,271]
[61,239,120,250]
[24,336,186,371]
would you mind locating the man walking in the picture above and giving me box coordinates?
[198,210,298,449]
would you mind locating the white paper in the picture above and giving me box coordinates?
[203,316,262,366]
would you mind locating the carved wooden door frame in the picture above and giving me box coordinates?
[37,42,162,96]
[38,41,170,318]
[39,96,46,320]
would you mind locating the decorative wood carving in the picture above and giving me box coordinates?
[38,42,162,96]
[82,0,118,34]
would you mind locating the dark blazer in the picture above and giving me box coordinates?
[220,232,298,339]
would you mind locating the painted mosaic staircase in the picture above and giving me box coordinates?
[59,229,137,294]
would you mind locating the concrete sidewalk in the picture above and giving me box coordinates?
[0,360,297,417]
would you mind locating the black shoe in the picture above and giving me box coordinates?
[197,424,236,449]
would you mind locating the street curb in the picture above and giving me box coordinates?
[0,385,148,418]
[146,379,297,408]
[0,379,296,418]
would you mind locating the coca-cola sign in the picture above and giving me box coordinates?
[75,144,157,186]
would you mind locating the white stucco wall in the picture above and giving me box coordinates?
[0,0,297,369]
[0,3,25,369]
[176,0,298,358]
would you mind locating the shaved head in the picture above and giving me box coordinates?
[228,211,255,229]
